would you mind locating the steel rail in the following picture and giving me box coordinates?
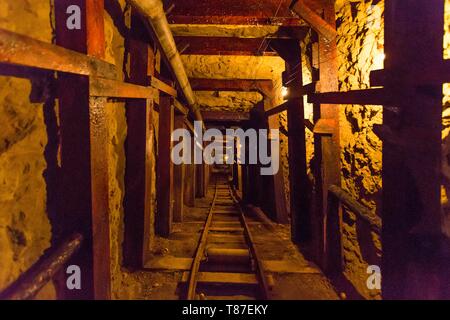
[229,184,271,300]
[186,180,218,300]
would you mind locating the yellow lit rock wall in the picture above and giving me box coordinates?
[335,0,384,299]
[0,0,55,299]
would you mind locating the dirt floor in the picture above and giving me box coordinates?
[125,178,339,300]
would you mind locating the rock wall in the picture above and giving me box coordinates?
[0,0,55,299]
[334,0,384,299]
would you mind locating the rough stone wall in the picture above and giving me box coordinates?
[334,0,384,299]
[0,0,55,299]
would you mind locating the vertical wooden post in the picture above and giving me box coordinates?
[263,96,289,224]
[272,39,313,242]
[196,163,206,198]
[286,52,312,244]
[173,115,185,222]
[157,96,174,237]
[55,0,110,299]
[123,11,154,268]
[382,0,444,299]
[314,0,341,268]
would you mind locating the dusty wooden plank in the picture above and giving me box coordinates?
[0,28,116,79]
[89,77,156,99]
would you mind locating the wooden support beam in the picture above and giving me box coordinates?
[287,81,318,99]
[312,0,341,273]
[313,119,336,136]
[382,0,445,300]
[89,77,156,99]
[190,78,273,97]
[175,37,278,56]
[169,15,305,26]
[259,88,289,224]
[54,0,110,299]
[285,48,312,242]
[0,28,116,79]
[370,61,450,87]
[150,75,177,97]
[168,0,302,24]
[308,88,388,105]
[265,100,290,117]
[123,11,154,269]
[173,115,186,223]
[202,111,250,122]
[173,99,189,115]
[157,96,175,237]
[196,162,206,198]
[304,119,314,132]
[184,137,196,207]
[290,0,337,41]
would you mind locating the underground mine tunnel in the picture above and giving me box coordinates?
[0,0,449,301]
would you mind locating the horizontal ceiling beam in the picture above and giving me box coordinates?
[176,37,278,56]
[170,25,309,39]
[168,15,305,26]
[167,0,297,19]
[190,78,273,96]
[202,111,250,122]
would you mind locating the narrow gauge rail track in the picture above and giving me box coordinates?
[182,175,271,300]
